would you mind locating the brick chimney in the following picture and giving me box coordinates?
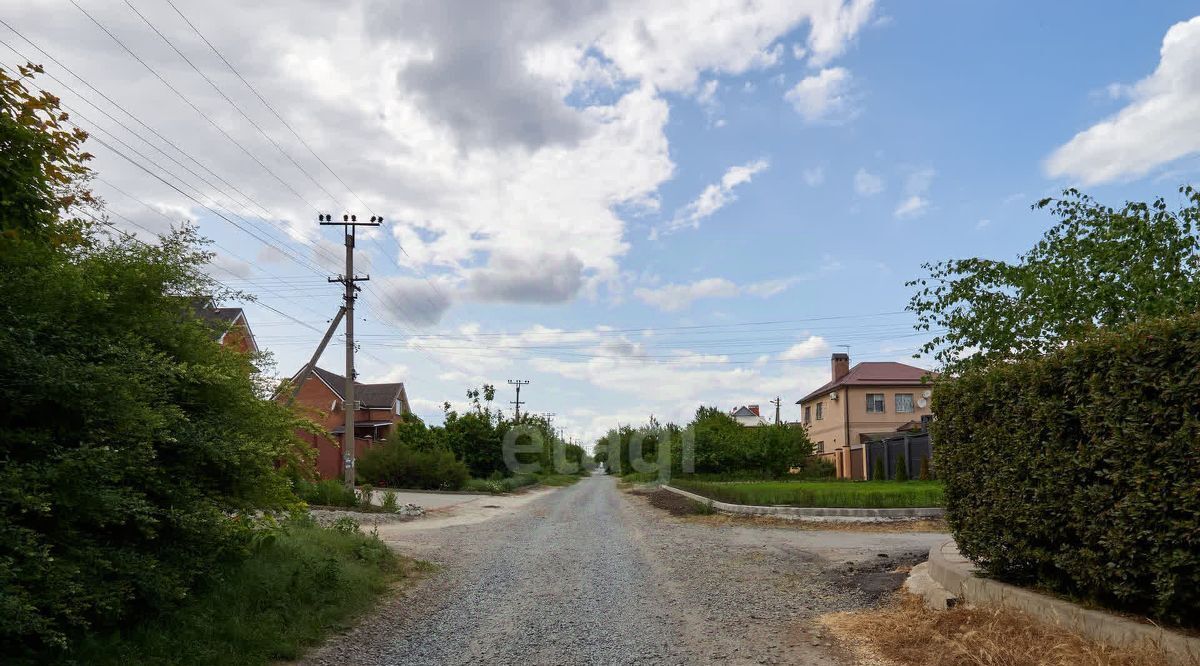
[748,404,760,416]
[831,353,850,382]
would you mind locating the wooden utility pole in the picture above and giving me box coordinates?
[320,213,381,492]
[770,396,782,425]
[508,379,529,420]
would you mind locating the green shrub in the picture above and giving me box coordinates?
[73,520,407,665]
[919,457,931,481]
[933,314,1200,626]
[380,490,398,513]
[356,443,469,491]
[894,454,909,482]
[0,69,303,659]
[294,479,358,507]
[792,457,837,480]
[671,480,943,508]
[872,458,886,481]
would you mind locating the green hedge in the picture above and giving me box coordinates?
[932,314,1200,626]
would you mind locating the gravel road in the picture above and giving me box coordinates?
[301,474,947,665]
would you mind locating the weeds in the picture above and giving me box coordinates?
[671,479,944,508]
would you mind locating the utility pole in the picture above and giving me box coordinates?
[320,213,381,492]
[770,396,782,425]
[508,379,529,421]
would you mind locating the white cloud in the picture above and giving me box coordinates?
[777,335,830,361]
[853,167,884,196]
[1045,16,1200,184]
[805,0,876,66]
[894,195,929,219]
[654,158,769,238]
[634,278,739,311]
[893,167,934,218]
[784,67,857,123]
[802,166,825,186]
[976,218,991,230]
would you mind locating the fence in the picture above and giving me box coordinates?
[865,432,932,480]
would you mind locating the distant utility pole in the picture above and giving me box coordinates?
[320,213,381,492]
[770,396,782,425]
[508,379,530,421]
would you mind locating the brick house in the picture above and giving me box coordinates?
[730,405,766,426]
[287,365,411,480]
[194,300,259,353]
[796,353,934,479]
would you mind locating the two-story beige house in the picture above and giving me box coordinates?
[797,353,933,479]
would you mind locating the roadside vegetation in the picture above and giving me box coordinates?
[74,516,423,666]
[671,479,944,508]
[914,187,1200,627]
[352,387,593,492]
[0,66,405,662]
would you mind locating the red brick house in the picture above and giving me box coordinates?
[287,365,410,480]
[193,299,259,354]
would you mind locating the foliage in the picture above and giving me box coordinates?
[873,458,886,481]
[599,409,813,479]
[0,66,304,658]
[671,480,944,509]
[356,428,470,491]
[380,490,398,513]
[73,519,412,665]
[908,187,1200,371]
[932,314,1200,626]
[918,456,931,481]
[894,453,909,482]
[793,457,837,480]
[294,479,359,508]
[463,473,539,494]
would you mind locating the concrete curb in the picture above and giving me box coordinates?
[660,484,945,522]
[927,539,1200,665]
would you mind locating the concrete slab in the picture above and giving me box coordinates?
[661,484,945,521]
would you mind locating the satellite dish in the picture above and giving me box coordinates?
[829,391,838,400]
[917,398,928,409]
[922,390,932,399]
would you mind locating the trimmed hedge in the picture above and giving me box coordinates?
[932,314,1200,626]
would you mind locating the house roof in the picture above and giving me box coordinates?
[730,405,760,417]
[304,366,408,410]
[796,361,933,405]
[189,298,259,353]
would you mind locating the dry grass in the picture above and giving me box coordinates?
[822,592,1174,666]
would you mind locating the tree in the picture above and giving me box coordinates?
[873,458,887,481]
[894,453,909,482]
[908,187,1200,371]
[0,65,302,656]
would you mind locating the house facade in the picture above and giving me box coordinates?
[730,404,766,427]
[194,299,259,353]
[286,365,411,480]
[797,353,933,479]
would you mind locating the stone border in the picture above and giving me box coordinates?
[660,484,944,522]
[927,540,1200,665]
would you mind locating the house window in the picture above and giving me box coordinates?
[817,441,825,453]
[816,402,824,420]
[921,414,934,427]
[866,393,885,413]
[895,393,914,413]
[804,406,811,423]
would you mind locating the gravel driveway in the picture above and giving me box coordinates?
[300,475,947,665]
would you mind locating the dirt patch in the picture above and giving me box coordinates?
[826,553,927,603]
[630,488,711,516]
[821,592,1173,666]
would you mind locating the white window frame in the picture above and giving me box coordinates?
[866,393,885,413]
[895,393,914,414]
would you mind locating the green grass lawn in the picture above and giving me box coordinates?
[75,519,426,665]
[670,479,944,508]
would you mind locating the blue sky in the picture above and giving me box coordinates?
[5,0,1199,442]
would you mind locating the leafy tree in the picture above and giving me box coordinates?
[0,65,302,657]
[908,187,1200,371]
[873,458,887,481]
[894,453,909,482]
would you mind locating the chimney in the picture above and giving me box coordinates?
[749,404,760,416]
[831,353,850,382]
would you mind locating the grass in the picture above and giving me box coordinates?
[822,592,1171,666]
[671,478,944,508]
[75,519,424,665]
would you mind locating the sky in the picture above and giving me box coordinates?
[4,1,1199,443]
